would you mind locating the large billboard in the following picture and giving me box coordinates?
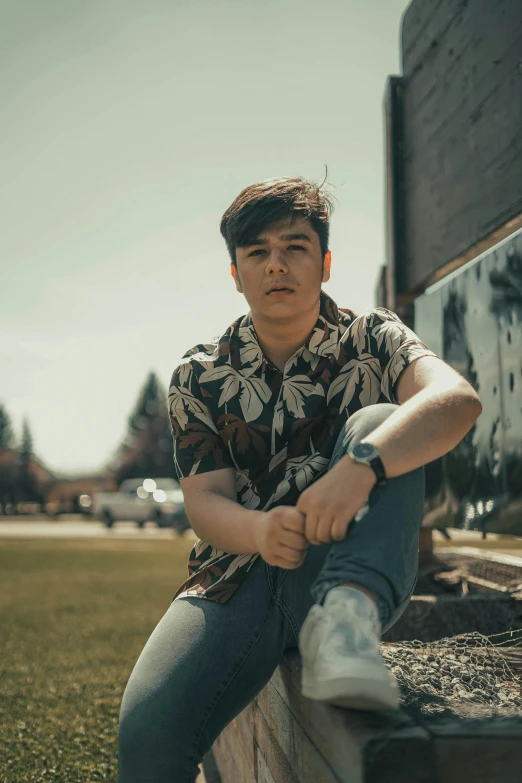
[389,0,522,299]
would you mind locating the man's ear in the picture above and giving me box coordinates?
[231,263,243,293]
[322,250,332,283]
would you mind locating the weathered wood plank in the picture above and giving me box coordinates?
[254,678,345,783]
[364,736,437,783]
[213,713,256,783]
[213,548,522,783]
[440,547,522,570]
[269,651,431,779]
[422,717,522,739]
[230,703,256,771]
[213,646,522,782]
[256,747,278,783]
[200,749,223,783]
[435,737,522,783]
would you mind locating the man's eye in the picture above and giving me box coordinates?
[247,246,304,257]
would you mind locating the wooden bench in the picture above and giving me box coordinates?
[207,550,522,782]
[210,647,522,783]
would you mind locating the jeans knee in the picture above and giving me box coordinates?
[348,403,398,435]
[331,403,399,464]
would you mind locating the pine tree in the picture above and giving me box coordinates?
[0,403,16,513]
[128,372,163,436]
[115,371,174,484]
[0,403,14,449]
[18,417,38,501]
[20,417,33,463]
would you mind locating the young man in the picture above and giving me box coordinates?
[118,177,482,783]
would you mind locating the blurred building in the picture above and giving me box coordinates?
[0,448,117,515]
[46,473,117,515]
[0,448,56,514]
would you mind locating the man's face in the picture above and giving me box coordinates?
[231,216,331,321]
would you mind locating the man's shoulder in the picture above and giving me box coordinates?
[332,304,402,335]
[181,337,222,362]
[170,312,246,387]
[175,335,224,375]
[346,306,401,323]
[169,338,223,396]
[334,306,409,360]
[340,306,403,333]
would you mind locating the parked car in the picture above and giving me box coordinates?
[91,477,189,531]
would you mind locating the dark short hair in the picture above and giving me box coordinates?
[220,176,334,265]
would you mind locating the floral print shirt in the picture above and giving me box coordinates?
[168,290,437,603]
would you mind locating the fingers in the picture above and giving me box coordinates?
[330,518,349,541]
[305,509,328,545]
[274,544,307,569]
[306,513,347,545]
[315,515,336,544]
[278,507,306,533]
[280,529,310,551]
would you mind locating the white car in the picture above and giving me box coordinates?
[92,477,188,530]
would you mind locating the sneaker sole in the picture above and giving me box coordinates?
[302,670,400,711]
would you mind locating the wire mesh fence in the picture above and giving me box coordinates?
[382,628,522,719]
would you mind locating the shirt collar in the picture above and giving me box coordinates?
[231,290,343,377]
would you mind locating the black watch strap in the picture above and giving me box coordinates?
[368,453,386,485]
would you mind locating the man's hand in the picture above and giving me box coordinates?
[296,456,376,545]
[254,506,310,569]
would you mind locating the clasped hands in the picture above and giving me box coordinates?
[255,455,377,570]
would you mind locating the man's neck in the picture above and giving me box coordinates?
[252,300,321,372]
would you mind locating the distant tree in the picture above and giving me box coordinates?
[20,417,33,462]
[17,417,40,503]
[114,371,175,484]
[0,461,17,514]
[0,403,14,449]
[0,404,16,513]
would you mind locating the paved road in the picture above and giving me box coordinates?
[1,518,521,559]
[0,516,198,539]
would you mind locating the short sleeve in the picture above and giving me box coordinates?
[367,307,440,404]
[168,360,234,480]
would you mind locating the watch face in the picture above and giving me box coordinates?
[352,442,377,460]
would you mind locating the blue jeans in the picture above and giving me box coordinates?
[118,404,425,783]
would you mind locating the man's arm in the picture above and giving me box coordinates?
[181,468,309,568]
[181,468,262,555]
[295,355,482,545]
[358,355,482,478]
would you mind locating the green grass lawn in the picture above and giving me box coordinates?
[2,533,521,783]
[0,537,194,783]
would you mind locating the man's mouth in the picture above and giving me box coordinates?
[267,287,294,295]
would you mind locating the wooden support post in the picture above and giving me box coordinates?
[419,528,435,571]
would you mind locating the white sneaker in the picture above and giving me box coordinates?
[298,586,400,711]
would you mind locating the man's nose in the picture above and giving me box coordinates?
[265,249,288,272]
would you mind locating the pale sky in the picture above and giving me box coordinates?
[1,0,410,476]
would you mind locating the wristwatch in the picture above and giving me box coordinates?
[349,442,387,486]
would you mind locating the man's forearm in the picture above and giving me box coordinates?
[354,384,482,479]
[185,490,263,555]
